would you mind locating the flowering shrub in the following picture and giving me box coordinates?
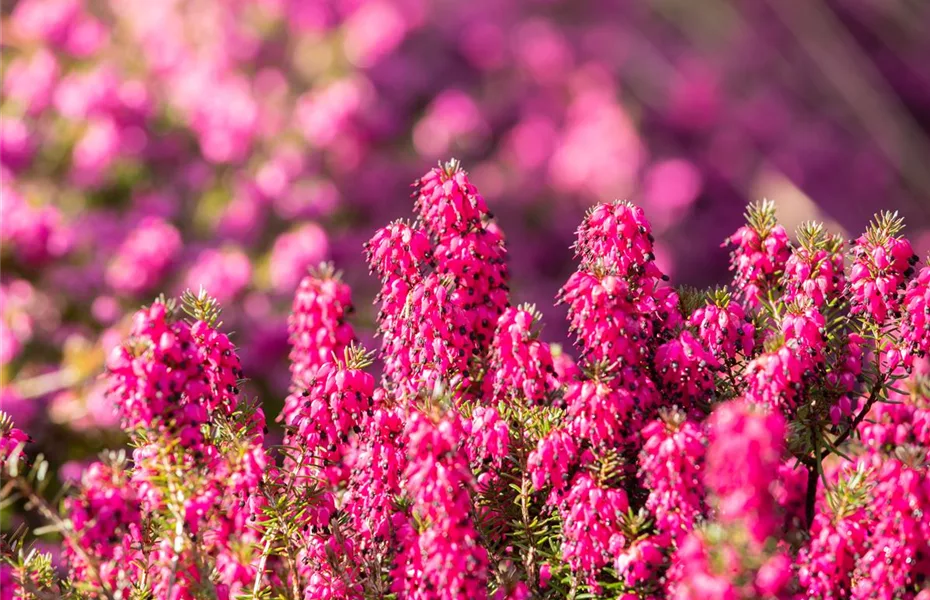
[3,160,930,599]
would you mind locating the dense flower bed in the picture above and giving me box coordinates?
[3,161,930,599]
[5,0,930,464]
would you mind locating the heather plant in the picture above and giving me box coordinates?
[3,161,930,599]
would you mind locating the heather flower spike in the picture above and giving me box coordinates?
[724,199,791,307]
[849,210,918,325]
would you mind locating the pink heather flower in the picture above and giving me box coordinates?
[493,580,530,600]
[528,428,580,502]
[565,378,641,450]
[668,533,736,599]
[150,539,202,600]
[106,217,182,295]
[64,459,143,594]
[772,461,809,533]
[780,302,827,364]
[899,262,930,367]
[614,537,666,588]
[365,220,433,284]
[850,455,930,599]
[0,560,23,599]
[370,164,509,399]
[859,374,930,457]
[670,531,792,600]
[0,413,30,473]
[105,301,243,445]
[343,404,408,548]
[654,330,719,407]
[184,247,252,304]
[559,270,656,367]
[822,332,866,424]
[3,49,60,116]
[783,229,846,307]
[797,492,869,598]
[10,0,79,45]
[538,563,552,589]
[433,224,509,345]
[464,405,510,474]
[724,202,791,308]
[552,343,582,383]
[849,215,917,325]
[286,265,356,388]
[0,182,71,265]
[688,298,754,363]
[269,223,330,293]
[743,344,809,415]
[486,305,558,406]
[395,410,488,599]
[379,272,474,399]
[413,163,508,345]
[296,535,363,600]
[573,201,664,281]
[639,411,706,543]
[0,116,35,172]
[705,400,785,545]
[559,473,629,576]
[414,160,491,236]
[559,201,680,369]
[278,357,374,487]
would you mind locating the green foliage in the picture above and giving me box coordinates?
[676,285,706,319]
[744,199,778,237]
[863,210,905,246]
[181,287,223,328]
[826,463,873,521]
[338,343,377,371]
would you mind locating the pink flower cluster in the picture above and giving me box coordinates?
[105,217,182,296]
[0,186,71,266]
[286,266,356,388]
[899,261,930,367]
[688,298,755,364]
[672,401,793,599]
[6,164,930,600]
[848,213,918,324]
[395,411,488,598]
[704,401,786,544]
[486,305,558,406]
[639,410,706,543]
[800,379,930,599]
[367,162,507,399]
[0,416,30,472]
[105,301,242,445]
[63,458,142,594]
[724,202,791,307]
[783,227,846,307]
